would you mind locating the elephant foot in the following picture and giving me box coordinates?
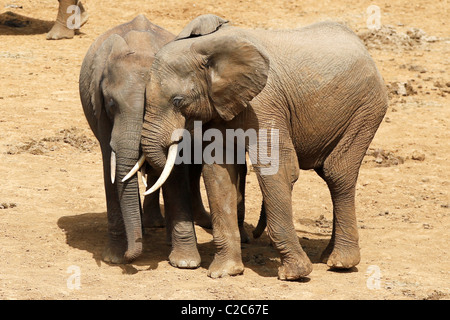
[102,242,127,264]
[169,246,201,269]
[278,251,313,281]
[102,238,142,264]
[46,22,75,40]
[324,245,360,269]
[207,255,244,278]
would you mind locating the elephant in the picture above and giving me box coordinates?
[47,0,88,40]
[79,15,210,268]
[140,14,388,280]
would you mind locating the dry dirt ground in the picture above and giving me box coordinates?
[0,0,449,300]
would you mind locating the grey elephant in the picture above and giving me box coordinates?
[79,15,210,268]
[47,0,88,40]
[140,14,388,280]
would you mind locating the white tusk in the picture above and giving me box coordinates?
[122,154,146,183]
[144,144,178,195]
[110,150,116,184]
[140,165,147,188]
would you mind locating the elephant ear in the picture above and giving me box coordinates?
[175,14,229,41]
[193,34,270,121]
[89,34,130,119]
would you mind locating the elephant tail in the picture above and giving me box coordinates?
[252,202,266,239]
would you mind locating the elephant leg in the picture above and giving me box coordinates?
[142,174,165,228]
[100,145,127,263]
[189,164,212,229]
[46,0,88,40]
[203,162,244,278]
[255,148,313,280]
[317,167,360,269]
[316,116,378,269]
[237,163,249,243]
[161,164,200,269]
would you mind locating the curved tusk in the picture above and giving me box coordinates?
[140,165,147,188]
[122,154,146,183]
[144,144,178,195]
[110,150,116,184]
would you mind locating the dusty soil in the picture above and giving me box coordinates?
[0,0,449,300]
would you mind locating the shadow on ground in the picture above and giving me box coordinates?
[57,211,170,272]
[0,11,53,35]
[58,210,335,280]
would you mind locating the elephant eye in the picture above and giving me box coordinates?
[171,95,185,108]
[106,98,114,108]
[105,98,116,119]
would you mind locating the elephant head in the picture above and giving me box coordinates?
[84,29,160,262]
[140,15,270,191]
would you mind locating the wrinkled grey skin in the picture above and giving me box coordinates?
[79,15,209,267]
[141,15,388,280]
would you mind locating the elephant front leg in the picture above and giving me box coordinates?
[162,164,201,269]
[255,150,313,280]
[203,163,244,278]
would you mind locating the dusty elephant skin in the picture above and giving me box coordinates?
[141,14,388,280]
[79,15,209,268]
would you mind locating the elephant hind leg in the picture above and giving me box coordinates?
[237,163,250,243]
[189,164,212,229]
[317,112,382,269]
[316,165,360,269]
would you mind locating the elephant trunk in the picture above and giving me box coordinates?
[114,133,143,261]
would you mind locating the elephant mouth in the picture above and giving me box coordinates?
[122,143,179,195]
[143,143,179,195]
[121,153,146,183]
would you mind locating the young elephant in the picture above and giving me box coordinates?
[141,15,388,280]
[79,15,209,268]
